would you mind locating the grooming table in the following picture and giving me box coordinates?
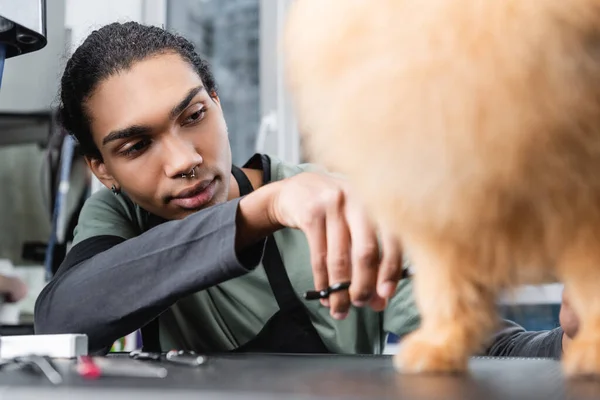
[0,354,597,400]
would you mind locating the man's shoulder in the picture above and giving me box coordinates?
[80,187,139,219]
[72,187,142,246]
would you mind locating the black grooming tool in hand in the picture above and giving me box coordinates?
[303,282,351,300]
[303,268,412,301]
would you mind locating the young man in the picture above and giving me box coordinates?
[34,21,568,358]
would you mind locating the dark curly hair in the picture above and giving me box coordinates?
[58,21,217,159]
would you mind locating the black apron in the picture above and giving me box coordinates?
[141,165,331,354]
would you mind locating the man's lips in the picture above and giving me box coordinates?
[169,179,217,209]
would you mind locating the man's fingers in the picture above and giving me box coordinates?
[377,231,404,299]
[346,200,379,307]
[325,197,352,319]
[368,295,388,312]
[305,217,330,307]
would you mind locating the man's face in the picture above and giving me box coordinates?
[85,52,232,220]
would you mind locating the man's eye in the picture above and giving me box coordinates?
[121,139,151,156]
[183,108,206,126]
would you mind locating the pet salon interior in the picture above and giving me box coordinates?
[0,1,582,399]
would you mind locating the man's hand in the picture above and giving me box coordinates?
[559,289,578,353]
[269,172,404,319]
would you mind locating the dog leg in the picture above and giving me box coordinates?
[394,237,498,374]
[558,237,600,378]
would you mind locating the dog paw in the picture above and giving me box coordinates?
[563,335,600,378]
[393,330,469,374]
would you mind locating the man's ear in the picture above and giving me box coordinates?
[210,91,221,106]
[85,156,118,191]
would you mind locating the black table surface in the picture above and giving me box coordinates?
[1,354,600,400]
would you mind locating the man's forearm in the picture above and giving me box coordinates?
[35,199,266,352]
[235,181,284,250]
[486,319,564,359]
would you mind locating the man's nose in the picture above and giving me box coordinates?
[162,135,203,178]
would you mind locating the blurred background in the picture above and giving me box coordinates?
[0,0,562,350]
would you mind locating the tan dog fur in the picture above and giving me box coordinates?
[284,0,600,377]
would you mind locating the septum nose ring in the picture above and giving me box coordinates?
[181,167,196,179]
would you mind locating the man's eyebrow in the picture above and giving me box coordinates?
[102,125,152,146]
[169,85,205,119]
[102,85,206,147]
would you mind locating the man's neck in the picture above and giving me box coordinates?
[227,167,264,200]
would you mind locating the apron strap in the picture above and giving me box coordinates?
[231,165,254,196]
[262,236,305,312]
[232,163,304,312]
[141,318,161,353]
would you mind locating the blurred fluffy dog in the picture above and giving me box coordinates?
[284,0,600,377]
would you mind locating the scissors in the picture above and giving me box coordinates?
[303,267,412,300]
